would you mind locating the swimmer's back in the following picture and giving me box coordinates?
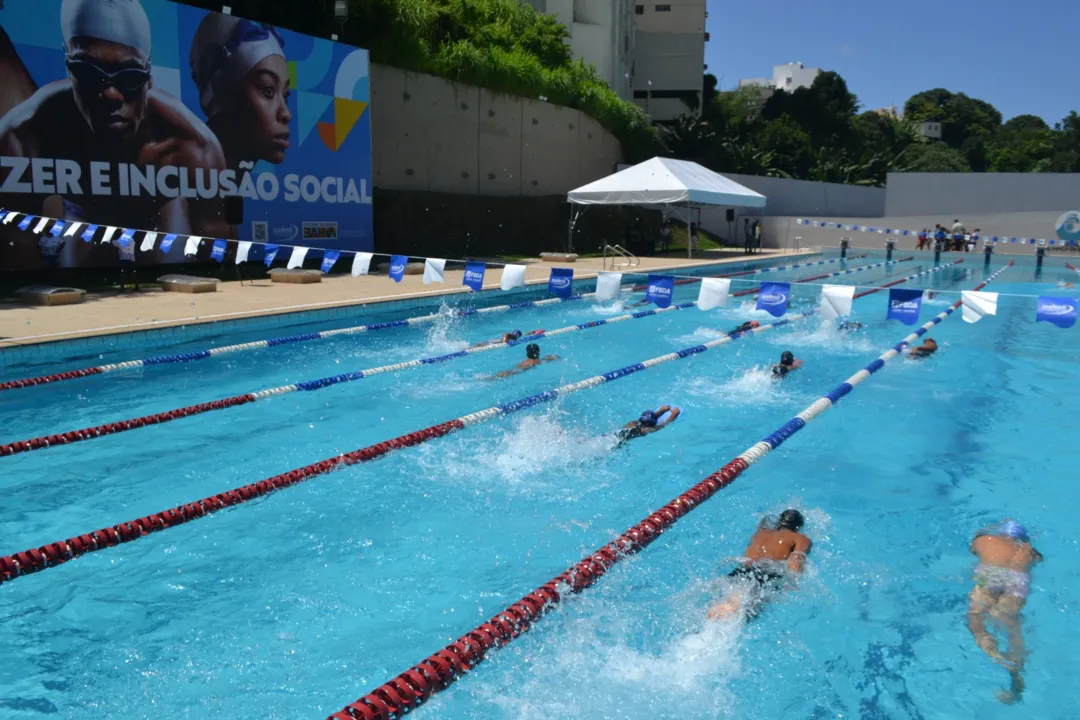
[744,528,808,563]
[972,535,1041,572]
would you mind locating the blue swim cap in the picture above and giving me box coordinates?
[510,329,523,339]
[639,410,659,427]
[1000,520,1029,542]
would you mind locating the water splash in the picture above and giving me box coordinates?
[686,367,788,406]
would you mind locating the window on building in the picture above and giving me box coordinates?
[635,4,644,13]
[655,4,671,10]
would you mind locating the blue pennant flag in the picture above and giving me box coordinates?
[210,239,227,263]
[389,254,408,282]
[645,274,675,308]
[17,215,34,231]
[320,250,341,274]
[1036,296,1077,329]
[887,288,923,325]
[81,224,100,242]
[264,244,281,267]
[159,233,177,252]
[118,228,136,247]
[548,267,574,298]
[463,261,486,291]
[49,221,66,237]
[756,282,790,317]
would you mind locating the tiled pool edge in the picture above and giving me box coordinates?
[0,255,819,368]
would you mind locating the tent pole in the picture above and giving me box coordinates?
[687,211,692,259]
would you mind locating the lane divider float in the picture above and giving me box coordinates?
[328,261,1013,720]
[731,256,915,298]
[0,257,921,458]
[0,258,966,580]
[629,253,867,291]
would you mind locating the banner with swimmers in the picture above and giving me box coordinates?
[0,0,373,270]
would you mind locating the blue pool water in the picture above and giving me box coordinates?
[2,254,1079,719]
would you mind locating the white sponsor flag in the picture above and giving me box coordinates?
[64,222,84,237]
[33,217,51,234]
[183,235,202,256]
[697,277,731,310]
[1,212,18,225]
[235,241,252,264]
[500,263,527,290]
[819,284,856,321]
[595,272,622,302]
[423,258,446,284]
[961,290,998,324]
[351,251,373,276]
[100,226,119,244]
[140,232,158,252]
[287,246,309,269]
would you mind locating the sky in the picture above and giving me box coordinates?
[704,0,1080,125]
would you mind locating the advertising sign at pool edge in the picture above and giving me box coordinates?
[756,282,790,317]
[549,267,573,298]
[887,288,923,325]
[0,0,373,270]
[645,274,674,309]
[1036,296,1077,328]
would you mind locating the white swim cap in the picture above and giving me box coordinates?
[61,0,152,58]
[189,14,286,120]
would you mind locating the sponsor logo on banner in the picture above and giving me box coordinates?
[271,224,298,242]
[463,262,486,291]
[1036,296,1077,328]
[756,281,790,318]
[549,268,574,298]
[252,221,269,243]
[390,260,406,275]
[760,291,784,305]
[303,221,339,241]
[551,276,571,290]
[645,274,674,308]
[887,288,923,325]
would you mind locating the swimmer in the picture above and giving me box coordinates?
[707,510,812,621]
[771,350,802,378]
[490,343,559,379]
[728,320,760,336]
[613,405,681,447]
[1057,280,1075,289]
[909,338,937,358]
[471,329,523,348]
[837,320,863,332]
[968,520,1043,704]
[925,291,938,300]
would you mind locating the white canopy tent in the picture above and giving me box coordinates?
[566,157,767,257]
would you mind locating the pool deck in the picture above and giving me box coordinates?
[0,249,812,348]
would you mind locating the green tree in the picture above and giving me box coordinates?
[758,114,814,178]
[903,88,1002,150]
[902,142,971,172]
[762,71,858,150]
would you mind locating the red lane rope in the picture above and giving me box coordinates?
[852,257,962,299]
[0,367,104,391]
[0,420,465,584]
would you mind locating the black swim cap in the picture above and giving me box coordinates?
[781,351,795,366]
[777,509,804,531]
[526,343,540,359]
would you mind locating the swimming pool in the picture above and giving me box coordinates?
[1,253,1078,719]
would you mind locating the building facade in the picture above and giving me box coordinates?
[738,62,822,100]
[536,0,635,102]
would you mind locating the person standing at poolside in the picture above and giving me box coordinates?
[968,520,1043,704]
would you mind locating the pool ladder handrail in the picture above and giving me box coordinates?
[603,244,639,271]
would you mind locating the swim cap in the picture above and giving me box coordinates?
[639,410,659,427]
[190,15,286,119]
[776,509,804,532]
[62,0,152,58]
[750,321,760,328]
[1000,520,1029,542]
[526,343,540,359]
[510,330,522,339]
[780,351,794,366]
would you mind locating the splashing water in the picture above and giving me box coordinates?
[686,367,789,407]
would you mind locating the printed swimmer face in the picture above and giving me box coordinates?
[67,37,152,142]
[227,55,292,164]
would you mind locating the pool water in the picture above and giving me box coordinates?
[1,256,1078,719]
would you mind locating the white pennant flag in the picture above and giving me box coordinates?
[2,212,18,225]
[64,222,84,237]
[235,241,252,264]
[33,217,51,234]
[351,252,373,276]
[595,272,623,302]
[819,284,856,321]
[140,232,158,252]
[961,290,998,324]
[287,246,309,269]
[184,236,202,256]
[100,226,118,244]
[697,277,731,310]
[423,258,446,284]
[500,263,527,290]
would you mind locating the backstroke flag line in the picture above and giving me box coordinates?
[960,290,998,324]
[595,272,623,302]
[500,264,526,290]
[887,288,923,325]
[819,284,855,321]
[756,282,790,317]
[1036,296,1077,328]
[697,278,730,310]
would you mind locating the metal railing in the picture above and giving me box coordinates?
[603,244,639,270]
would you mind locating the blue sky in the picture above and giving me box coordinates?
[704,0,1079,125]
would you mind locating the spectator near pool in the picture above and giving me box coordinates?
[490,343,559,379]
[909,338,937,358]
[707,509,812,620]
[917,228,931,251]
[968,520,1043,704]
[772,350,802,378]
[613,405,680,447]
[953,218,967,251]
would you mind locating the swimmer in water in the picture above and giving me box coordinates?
[471,329,523,348]
[707,510,811,620]
[771,350,802,378]
[968,520,1043,704]
[837,320,863,332]
[728,320,760,336]
[613,405,681,447]
[490,343,559,379]
[909,338,937,358]
[1058,280,1075,289]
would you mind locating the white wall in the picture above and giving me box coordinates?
[772,63,820,91]
[885,172,1080,217]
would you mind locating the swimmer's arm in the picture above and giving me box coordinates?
[791,359,803,369]
[543,355,560,361]
[1033,547,1045,564]
[787,536,812,574]
[657,407,680,428]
